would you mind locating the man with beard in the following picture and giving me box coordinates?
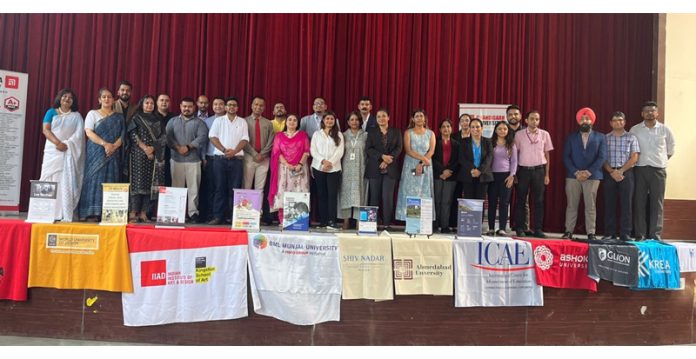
[358,96,377,131]
[506,104,524,133]
[200,97,227,222]
[300,97,339,138]
[630,101,675,240]
[561,108,606,240]
[113,80,136,121]
[155,93,175,186]
[271,102,287,133]
[166,97,208,223]
[196,95,210,120]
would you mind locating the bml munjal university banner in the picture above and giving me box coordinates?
[122,227,249,326]
[0,70,28,212]
[454,237,543,307]
[247,232,342,325]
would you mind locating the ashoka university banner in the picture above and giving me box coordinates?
[524,238,597,292]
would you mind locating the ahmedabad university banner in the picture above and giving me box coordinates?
[336,233,393,301]
[28,223,132,292]
[122,227,248,326]
[458,103,508,138]
[0,70,28,212]
[247,232,341,325]
[0,219,32,301]
[390,234,453,296]
[454,237,543,307]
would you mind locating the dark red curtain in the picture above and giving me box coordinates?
[0,14,655,232]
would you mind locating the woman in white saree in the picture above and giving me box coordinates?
[39,88,85,221]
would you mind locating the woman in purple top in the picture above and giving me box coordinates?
[486,121,518,236]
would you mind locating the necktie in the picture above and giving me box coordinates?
[255,117,262,153]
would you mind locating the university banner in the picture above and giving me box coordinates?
[454,237,543,307]
[28,223,132,292]
[670,242,696,273]
[336,233,393,301]
[391,234,453,296]
[587,240,640,287]
[0,70,29,212]
[630,240,681,290]
[0,219,32,301]
[248,232,341,325]
[525,239,597,292]
[122,227,248,326]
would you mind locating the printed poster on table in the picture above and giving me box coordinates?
[670,242,696,273]
[122,227,248,326]
[100,183,129,225]
[282,192,310,231]
[26,180,58,223]
[405,197,433,235]
[525,238,597,291]
[391,234,452,295]
[156,186,187,227]
[458,103,508,138]
[457,199,483,237]
[630,240,681,290]
[0,219,32,301]
[28,223,133,292]
[337,233,393,300]
[358,206,378,235]
[232,189,261,231]
[247,232,341,325]
[0,70,28,213]
[587,240,640,287]
[454,237,543,307]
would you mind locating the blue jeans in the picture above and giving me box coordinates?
[212,156,243,220]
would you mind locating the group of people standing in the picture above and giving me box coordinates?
[38,81,675,240]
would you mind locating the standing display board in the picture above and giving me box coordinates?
[0,70,28,213]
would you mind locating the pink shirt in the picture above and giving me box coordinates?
[514,128,554,166]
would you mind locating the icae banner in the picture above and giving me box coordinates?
[525,238,597,292]
[122,227,248,326]
[391,234,453,296]
[247,232,341,325]
[454,237,543,307]
[337,233,393,301]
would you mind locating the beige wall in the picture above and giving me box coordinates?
[664,14,696,200]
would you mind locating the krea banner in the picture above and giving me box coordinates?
[122,227,248,326]
[630,240,681,290]
[454,237,543,307]
[247,232,341,325]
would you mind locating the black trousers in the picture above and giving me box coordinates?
[434,179,456,229]
[462,178,488,200]
[313,169,341,226]
[603,168,634,237]
[368,175,397,226]
[487,172,512,231]
[199,156,216,221]
[515,166,545,232]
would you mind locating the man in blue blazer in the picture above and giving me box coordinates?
[562,107,607,240]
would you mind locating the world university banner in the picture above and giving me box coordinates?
[670,242,696,273]
[247,232,341,325]
[122,227,248,326]
[337,233,393,301]
[587,240,640,287]
[454,237,543,307]
[525,238,598,292]
[28,223,133,292]
[391,234,453,296]
[0,219,31,301]
[630,240,681,290]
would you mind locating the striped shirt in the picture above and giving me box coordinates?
[605,131,640,168]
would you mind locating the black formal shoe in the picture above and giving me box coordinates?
[651,234,662,241]
[207,218,222,225]
[634,235,645,241]
[441,228,451,234]
[619,235,631,241]
[524,230,534,236]
[533,231,546,238]
[561,232,574,240]
[602,234,618,240]
[587,233,597,241]
[515,230,525,237]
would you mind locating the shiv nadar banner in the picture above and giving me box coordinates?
[337,233,393,301]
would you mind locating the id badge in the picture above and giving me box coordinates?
[350,153,356,161]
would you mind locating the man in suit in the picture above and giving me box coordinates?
[561,107,607,240]
[359,96,378,131]
[243,96,275,193]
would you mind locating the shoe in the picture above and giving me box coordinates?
[484,230,495,236]
[651,234,662,241]
[496,230,507,236]
[515,229,525,237]
[634,235,645,241]
[207,218,222,225]
[326,222,340,231]
[384,226,393,232]
[602,234,618,240]
[587,234,597,241]
[441,228,451,234]
[561,232,574,240]
[524,230,534,236]
[187,214,200,223]
[619,235,631,241]
[533,231,546,238]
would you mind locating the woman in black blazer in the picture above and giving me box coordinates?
[458,118,493,200]
[365,108,403,230]
[432,119,461,233]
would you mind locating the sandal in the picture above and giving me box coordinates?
[496,230,507,236]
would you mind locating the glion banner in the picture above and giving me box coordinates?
[337,233,393,301]
[391,234,453,296]
[587,240,639,287]
[247,232,341,325]
[454,237,543,307]
[122,227,248,326]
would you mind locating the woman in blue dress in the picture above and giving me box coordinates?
[78,87,125,221]
[395,109,436,222]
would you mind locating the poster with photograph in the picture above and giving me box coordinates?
[232,189,262,230]
[100,183,129,225]
[26,180,57,223]
[282,192,310,231]
[457,199,484,237]
[358,206,378,235]
[155,186,187,228]
[405,197,433,236]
